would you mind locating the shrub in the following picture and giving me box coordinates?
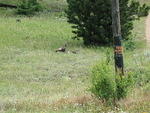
[91,62,116,103]
[17,0,42,15]
[66,0,150,45]
[138,4,150,17]
[124,37,136,51]
[91,62,134,104]
[115,74,134,100]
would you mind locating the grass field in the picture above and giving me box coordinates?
[0,14,105,113]
[0,0,150,113]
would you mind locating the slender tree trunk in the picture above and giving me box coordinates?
[111,0,124,76]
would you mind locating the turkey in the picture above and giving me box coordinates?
[55,44,67,53]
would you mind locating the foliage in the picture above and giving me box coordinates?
[66,0,150,45]
[139,4,150,17]
[105,48,113,65]
[17,0,42,15]
[129,1,150,17]
[124,37,136,51]
[91,62,116,103]
[115,74,134,100]
[91,62,134,104]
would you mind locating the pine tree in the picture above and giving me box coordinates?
[17,0,42,15]
[66,0,150,45]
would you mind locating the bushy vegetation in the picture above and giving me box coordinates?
[115,74,133,100]
[91,62,116,103]
[66,0,150,45]
[17,0,42,15]
[91,62,134,104]
[91,48,150,105]
[138,4,150,17]
[124,37,136,51]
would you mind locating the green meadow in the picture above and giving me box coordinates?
[0,0,149,112]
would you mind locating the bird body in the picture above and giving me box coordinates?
[56,47,66,52]
[55,44,67,52]
[55,44,79,54]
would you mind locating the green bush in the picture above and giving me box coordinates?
[17,0,42,15]
[91,62,116,103]
[66,0,150,45]
[115,74,134,100]
[138,4,150,17]
[124,37,136,51]
[91,62,134,104]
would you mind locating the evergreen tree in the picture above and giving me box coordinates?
[66,0,150,45]
[17,0,42,15]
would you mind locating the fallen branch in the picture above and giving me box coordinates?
[0,3,17,9]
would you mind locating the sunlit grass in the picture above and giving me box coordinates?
[0,16,83,50]
[0,0,149,112]
[0,15,105,113]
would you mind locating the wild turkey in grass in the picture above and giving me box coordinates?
[55,44,67,53]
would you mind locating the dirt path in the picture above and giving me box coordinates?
[146,13,150,45]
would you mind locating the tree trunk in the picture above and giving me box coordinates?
[111,0,124,76]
